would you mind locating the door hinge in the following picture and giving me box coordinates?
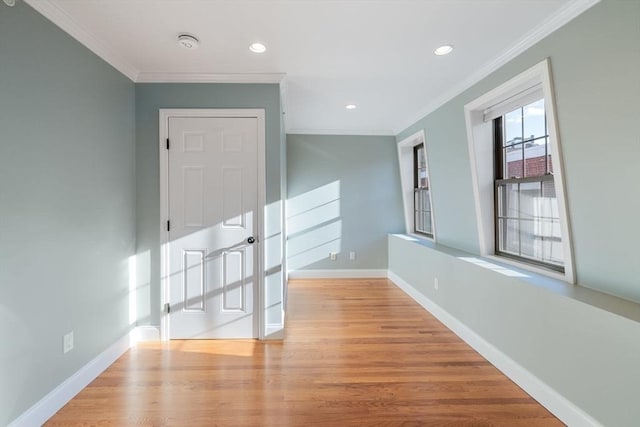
[165,303,170,313]
[166,138,170,150]
[167,220,170,231]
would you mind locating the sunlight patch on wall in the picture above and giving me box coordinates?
[265,200,284,328]
[129,250,151,327]
[458,257,530,278]
[128,255,137,326]
[286,181,342,270]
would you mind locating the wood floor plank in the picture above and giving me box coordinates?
[46,278,563,426]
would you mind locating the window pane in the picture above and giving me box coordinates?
[498,218,519,255]
[413,190,422,231]
[541,220,564,265]
[422,210,432,234]
[505,143,524,178]
[496,177,563,267]
[414,188,432,235]
[414,144,428,188]
[520,218,537,259]
[416,146,426,169]
[546,137,554,174]
[542,178,556,198]
[524,141,548,177]
[523,99,545,141]
[519,181,542,220]
[418,171,428,188]
[498,182,519,218]
[497,218,507,251]
[423,189,431,211]
[412,143,434,237]
[504,108,522,145]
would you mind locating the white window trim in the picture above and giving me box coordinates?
[397,129,436,241]
[464,58,576,283]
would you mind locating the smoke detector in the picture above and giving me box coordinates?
[178,34,199,50]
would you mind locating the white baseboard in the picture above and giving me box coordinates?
[288,269,388,279]
[9,326,156,427]
[264,324,285,340]
[129,325,160,344]
[387,270,602,427]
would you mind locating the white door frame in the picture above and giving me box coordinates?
[159,108,267,340]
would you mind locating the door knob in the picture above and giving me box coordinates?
[247,236,255,244]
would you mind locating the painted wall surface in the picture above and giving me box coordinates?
[0,2,136,425]
[396,0,640,302]
[287,134,404,271]
[135,84,284,328]
[389,235,640,426]
[390,1,640,425]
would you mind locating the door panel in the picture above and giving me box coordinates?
[222,250,245,311]
[183,249,205,312]
[168,116,258,339]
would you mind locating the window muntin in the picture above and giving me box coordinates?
[413,144,433,237]
[494,99,563,271]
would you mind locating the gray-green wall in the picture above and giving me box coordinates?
[0,2,136,425]
[396,0,640,303]
[389,235,640,426]
[391,1,640,425]
[135,83,284,327]
[286,134,404,270]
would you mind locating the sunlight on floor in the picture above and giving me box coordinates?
[138,339,259,357]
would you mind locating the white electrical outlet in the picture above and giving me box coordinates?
[329,252,337,261]
[434,277,439,291]
[63,331,74,354]
[349,251,356,261]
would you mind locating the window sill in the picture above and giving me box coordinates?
[407,232,435,244]
[484,254,568,283]
[390,234,640,324]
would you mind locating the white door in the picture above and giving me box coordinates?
[167,116,259,338]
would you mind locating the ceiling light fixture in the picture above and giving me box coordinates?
[434,45,454,56]
[178,34,199,50]
[249,42,267,54]
[345,104,357,110]
[3,0,16,6]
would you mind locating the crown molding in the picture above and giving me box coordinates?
[25,0,599,135]
[22,0,286,85]
[393,0,601,134]
[136,72,286,84]
[287,129,395,136]
[23,0,139,81]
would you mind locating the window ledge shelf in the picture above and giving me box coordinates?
[390,233,640,324]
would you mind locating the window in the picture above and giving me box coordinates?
[398,130,435,240]
[494,99,563,271]
[464,59,574,282]
[414,144,433,237]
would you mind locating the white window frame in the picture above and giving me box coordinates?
[397,130,436,241]
[464,59,575,283]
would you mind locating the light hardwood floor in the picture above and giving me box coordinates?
[46,278,563,426]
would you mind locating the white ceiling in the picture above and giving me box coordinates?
[25,0,597,135]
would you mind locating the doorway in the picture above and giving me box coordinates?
[159,109,266,339]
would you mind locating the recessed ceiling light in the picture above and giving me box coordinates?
[434,45,454,56]
[178,34,199,50]
[249,42,267,54]
[345,104,357,110]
